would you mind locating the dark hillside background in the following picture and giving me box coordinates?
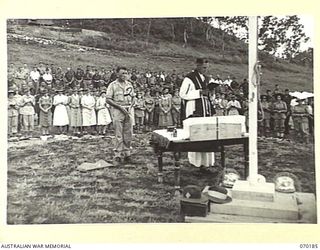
[7,18,313,92]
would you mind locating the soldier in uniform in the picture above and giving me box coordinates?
[20,89,36,137]
[144,89,155,132]
[92,68,102,89]
[106,66,135,165]
[259,94,272,137]
[8,89,19,137]
[133,91,145,132]
[291,98,311,143]
[271,93,287,140]
[74,67,84,89]
[171,89,181,127]
[83,67,93,89]
[64,67,75,89]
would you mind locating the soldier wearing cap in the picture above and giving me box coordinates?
[15,66,27,93]
[8,63,16,80]
[20,88,36,137]
[259,94,272,137]
[64,67,75,89]
[38,62,46,76]
[92,68,102,89]
[134,91,145,132]
[291,98,311,143]
[8,89,19,137]
[144,88,155,131]
[271,93,287,140]
[42,68,53,89]
[153,90,161,127]
[106,66,135,164]
[179,58,215,169]
[53,67,65,89]
[30,66,41,94]
[74,67,84,89]
[171,89,182,127]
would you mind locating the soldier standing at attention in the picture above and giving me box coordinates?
[106,67,135,165]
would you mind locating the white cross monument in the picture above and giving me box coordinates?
[232,16,276,201]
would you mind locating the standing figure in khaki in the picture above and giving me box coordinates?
[144,89,155,132]
[8,89,19,137]
[179,58,215,169]
[291,98,311,143]
[271,93,287,140]
[171,89,181,127]
[106,66,135,165]
[20,89,36,137]
[134,91,145,133]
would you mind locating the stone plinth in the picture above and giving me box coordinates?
[185,192,316,223]
[232,180,275,202]
[210,191,299,220]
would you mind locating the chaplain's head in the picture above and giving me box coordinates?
[195,58,209,75]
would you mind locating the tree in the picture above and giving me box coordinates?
[198,15,310,61]
[171,23,175,42]
[146,18,152,45]
[131,18,138,38]
[182,18,189,48]
[259,15,309,60]
[213,16,247,58]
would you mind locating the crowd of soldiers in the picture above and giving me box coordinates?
[7,62,313,143]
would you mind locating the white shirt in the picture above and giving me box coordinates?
[160,73,165,81]
[30,70,40,81]
[53,94,68,106]
[227,100,241,109]
[81,95,96,109]
[43,73,53,83]
[224,79,232,86]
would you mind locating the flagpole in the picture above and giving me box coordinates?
[248,16,259,185]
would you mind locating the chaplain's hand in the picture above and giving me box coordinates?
[200,89,210,96]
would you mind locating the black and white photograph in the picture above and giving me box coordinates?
[6,16,316,224]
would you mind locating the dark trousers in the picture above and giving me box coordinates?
[284,114,291,134]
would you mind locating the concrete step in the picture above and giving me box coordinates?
[185,192,316,223]
[210,191,299,220]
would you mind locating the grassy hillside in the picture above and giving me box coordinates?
[7,22,313,92]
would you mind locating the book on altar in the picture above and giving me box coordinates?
[183,115,246,141]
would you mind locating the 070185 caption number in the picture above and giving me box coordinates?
[300,244,318,248]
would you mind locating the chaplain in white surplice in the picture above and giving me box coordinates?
[179,58,215,168]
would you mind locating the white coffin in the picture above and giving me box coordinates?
[183,115,246,141]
